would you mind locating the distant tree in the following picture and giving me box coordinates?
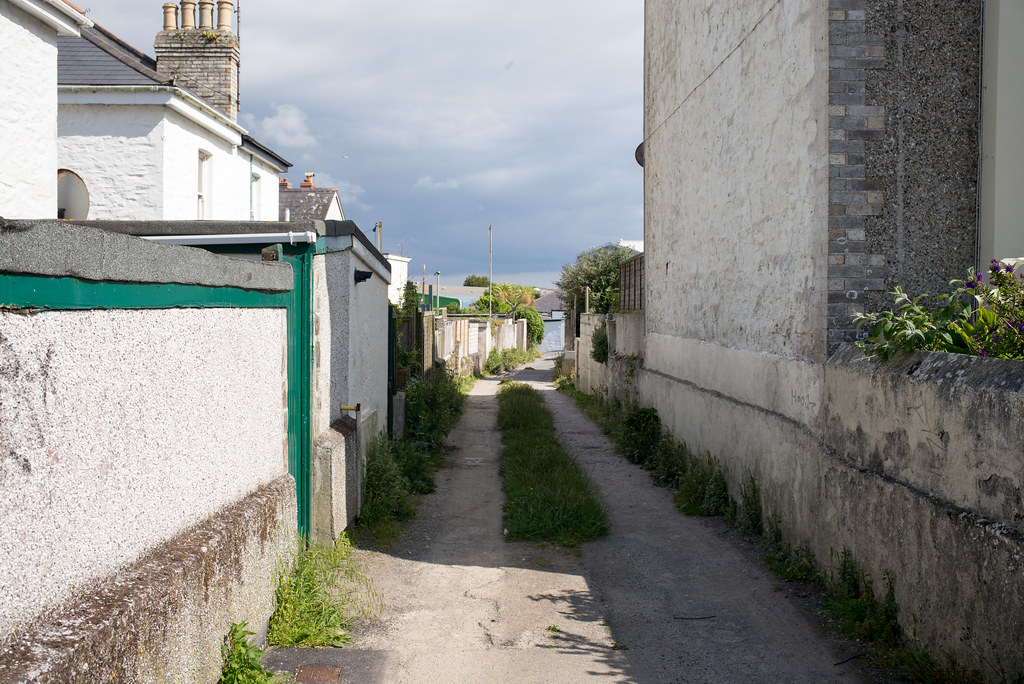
[555,246,635,314]
[470,282,535,316]
[519,306,545,347]
[463,274,490,287]
[398,281,420,321]
[445,301,462,315]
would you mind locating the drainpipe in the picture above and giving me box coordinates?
[141,231,317,245]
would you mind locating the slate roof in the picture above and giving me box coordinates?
[58,25,167,86]
[534,291,566,315]
[279,188,342,221]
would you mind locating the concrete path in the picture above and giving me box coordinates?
[265,357,871,683]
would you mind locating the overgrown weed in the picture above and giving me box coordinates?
[267,534,377,648]
[219,622,289,683]
[497,382,608,545]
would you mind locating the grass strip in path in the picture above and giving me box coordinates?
[496,382,609,546]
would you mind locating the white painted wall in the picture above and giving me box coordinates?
[57,93,282,221]
[385,254,411,305]
[644,0,829,363]
[0,307,288,640]
[58,104,166,219]
[0,2,58,218]
[980,0,1024,263]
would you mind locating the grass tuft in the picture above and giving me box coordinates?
[497,382,609,545]
[267,534,376,648]
[219,622,288,684]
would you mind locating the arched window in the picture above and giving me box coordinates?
[57,169,89,220]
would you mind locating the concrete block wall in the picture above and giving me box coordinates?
[0,221,296,680]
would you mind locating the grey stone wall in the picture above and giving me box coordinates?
[827,0,982,351]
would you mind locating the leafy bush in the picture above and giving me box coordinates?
[359,434,415,527]
[220,622,283,684]
[483,346,535,375]
[761,521,817,581]
[673,454,729,516]
[590,323,609,364]
[855,261,1024,360]
[267,534,374,648]
[736,470,763,536]
[518,306,545,347]
[404,362,465,455]
[826,548,902,647]
[621,407,661,465]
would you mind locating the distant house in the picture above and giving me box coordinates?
[0,0,90,218]
[533,290,565,317]
[279,173,345,221]
[55,2,290,220]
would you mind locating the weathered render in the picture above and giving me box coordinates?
[0,0,89,218]
[0,221,296,681]
[584,0,1023,674]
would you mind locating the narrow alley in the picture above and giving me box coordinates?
[265,357,870,684]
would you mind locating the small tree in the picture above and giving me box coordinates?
[556,246,635,314]
[518,306,545,347]
[463,274,490,287]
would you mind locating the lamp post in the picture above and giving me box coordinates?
[488,224,493,321]
[434,270,440,311]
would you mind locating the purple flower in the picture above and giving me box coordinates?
[979,350,988,356]
[990,259,1002,273]
[977,273,984,284]
[1008,264,1015,275]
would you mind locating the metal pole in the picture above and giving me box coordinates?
[488,224,493,321]
[585,286,590,313]
[434,270,441,311]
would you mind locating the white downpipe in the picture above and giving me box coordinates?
[141,231,317,246]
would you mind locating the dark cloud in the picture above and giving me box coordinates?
[88,0,644,288]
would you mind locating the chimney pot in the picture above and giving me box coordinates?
[162,3,178,30]
[179,0,196,29]
[198,0,214,29]
[300,172,316,189]
[216,0,233,31]
[279,177,292,189]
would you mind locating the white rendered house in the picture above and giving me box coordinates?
[0,0,90,218]
[55,1,289,221]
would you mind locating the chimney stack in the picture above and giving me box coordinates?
[279,177,292,190]
[155,0,240,121]
[300,173,316,189]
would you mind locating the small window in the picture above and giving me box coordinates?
[197,150,212,219]
[251,171,261,220]
[57,169,89,219]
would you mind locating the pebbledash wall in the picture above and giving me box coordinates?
[595,0,1024,675]
[0,221,297,681]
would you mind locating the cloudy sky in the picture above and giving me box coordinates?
[88,1,644,289]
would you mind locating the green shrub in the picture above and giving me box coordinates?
[220,622,283,684]
[518,306,545,347]
[673,454,729,516]
[826,548,902,647]
[761,522,817,581]
[854,261,1024,360]
[404,362,465,455]
[267,534,374,648]
[621,407,661,465]
[736,471,763,536]
[359,434,414,526]
[590,323,609,364]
